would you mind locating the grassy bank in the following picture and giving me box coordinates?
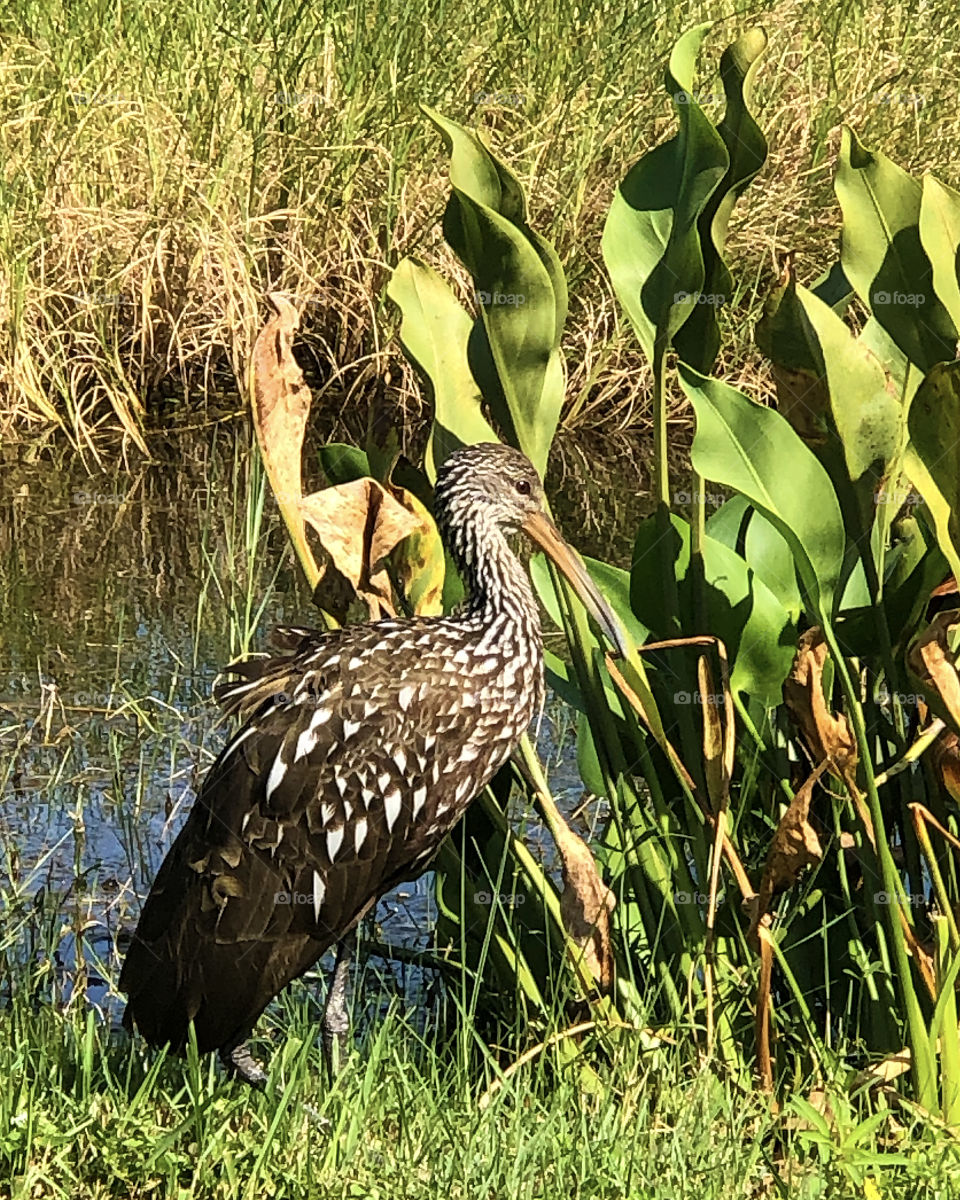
[1,0,958,451]
[4,989,960,1198]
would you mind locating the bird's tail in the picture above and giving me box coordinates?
[120,918,321,1054]
[119,816,324,1055]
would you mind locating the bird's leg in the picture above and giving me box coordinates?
[220,1037,269,1090]
[322,929,356,1076]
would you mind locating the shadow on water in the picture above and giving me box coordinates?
[0,419,651,1027]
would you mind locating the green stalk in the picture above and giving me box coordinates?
[934,918,960,1126]
[652,333,672,514]
[689,468,707,633]
[819,618,937,1110]
[914,813,960,952]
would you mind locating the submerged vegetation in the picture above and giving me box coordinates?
[6,1,960,1197]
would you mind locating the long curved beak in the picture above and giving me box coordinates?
[523,510,631,658]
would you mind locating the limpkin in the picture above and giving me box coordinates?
[120,442,625,1086]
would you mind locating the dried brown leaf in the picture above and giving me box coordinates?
[850,1049,912,1090]
[755,923,775,1095]
[935,731,960,805]
[553,819,616,993]
[749,760,828,948]
[698,655,725,812]
[300,479,419,619]
[249,294,320,586]
[783,627,858,772]
[907,610,960,729]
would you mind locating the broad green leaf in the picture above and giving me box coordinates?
[703,491,751,549]
[919,174,960,335]
[632,512,795,704]
[755,263,830,444]
[386,257,496,481]
[424,107,565,477]
[755,263,820,374]
[366,401,402,486]
[674,27,768,370]
[544,647,585,713]
[602,24,729,365]
[857,317,919,405]
[839,511,946,658]
[904,361,960,586]
[425,111,568,341]
[680,366,844,621]
[794,283,903,481]
[391,488,446,616]
[706,496,802,622]
[531,555,648,651]
[707,28,768,255]
[810,260,854,313]
[755,263,905,486]
[576,711,608,800]
[317,442,370,485]
[534,559,654,748]
[543,653,619,801]
[835,127,956,372]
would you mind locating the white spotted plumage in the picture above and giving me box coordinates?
[121,445,612,1073]
[202,446,549,962]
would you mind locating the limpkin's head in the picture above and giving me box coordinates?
[434,442,545,534]
[434,443,629,657]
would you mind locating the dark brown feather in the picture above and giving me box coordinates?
[120,613,542,1051]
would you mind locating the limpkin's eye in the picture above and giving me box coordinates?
[515,479,532,496]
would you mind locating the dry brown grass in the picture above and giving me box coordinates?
[0,0,957,456]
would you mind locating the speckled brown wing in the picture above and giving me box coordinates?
[120,619,540,1054]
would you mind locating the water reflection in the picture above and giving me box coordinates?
[0,421,646,1018]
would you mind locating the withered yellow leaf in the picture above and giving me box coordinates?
[300,479,419,619]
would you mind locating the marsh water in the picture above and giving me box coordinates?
[0,419,651,1022]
